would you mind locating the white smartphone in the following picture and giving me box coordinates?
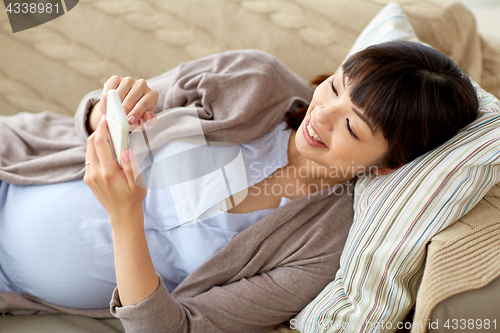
[106,89,129,166]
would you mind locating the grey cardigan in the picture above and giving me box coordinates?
[0,50,354,333]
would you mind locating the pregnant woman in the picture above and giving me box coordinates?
[0,41,478,333]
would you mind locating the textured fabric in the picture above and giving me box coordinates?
[0,121,292,308]
[412,183,500,333]
[295,4,500,333]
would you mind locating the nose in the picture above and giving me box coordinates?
[314,103,336,132]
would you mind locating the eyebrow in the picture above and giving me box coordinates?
[342,74,375,135]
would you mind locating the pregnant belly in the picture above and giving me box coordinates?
[0,179,117,309]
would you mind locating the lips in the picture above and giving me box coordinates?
[302,116,328,149]
[308,119,325,144]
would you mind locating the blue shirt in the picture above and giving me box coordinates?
[0,121,292,309]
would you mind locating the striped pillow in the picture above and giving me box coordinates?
[294,3,500,332]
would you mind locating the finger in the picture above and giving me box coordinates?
[121,149,146,189]
[124,80,158,125]
[130,115,157,133]
[115,77,135,106]
[94,115,120,170]
[85,132,100,167]
[123,90,148,125]
[127,109,155,132]
[100,75,121,115]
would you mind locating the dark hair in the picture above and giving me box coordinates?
[286,41,479,169]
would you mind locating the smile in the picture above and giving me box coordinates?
[307,122,324,143]
[302,116,328,149]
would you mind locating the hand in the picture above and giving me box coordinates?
[84,115,147,224]
[87,76,158,134]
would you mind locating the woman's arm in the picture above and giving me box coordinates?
[84,115,158,306]
[83,76,160,304]
[110,213,159,306]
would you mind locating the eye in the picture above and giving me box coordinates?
[346,118,359,139]
[329,79,338,96]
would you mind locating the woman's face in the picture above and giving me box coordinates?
[295,72,389,177]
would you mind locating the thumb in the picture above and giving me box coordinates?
[121,149,147,189]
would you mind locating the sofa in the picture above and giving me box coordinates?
[0,0,499,332]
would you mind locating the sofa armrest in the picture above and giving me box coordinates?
[413,183,500,332]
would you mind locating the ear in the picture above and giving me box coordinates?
[372,164,405,176]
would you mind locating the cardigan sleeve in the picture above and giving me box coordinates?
[110,249,343,333]
[109,187,355,333]
[74,89,102,140]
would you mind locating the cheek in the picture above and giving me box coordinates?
[327,135,379,167]
[327,133,353,160]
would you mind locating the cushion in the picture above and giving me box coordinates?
[294,3,500,332]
